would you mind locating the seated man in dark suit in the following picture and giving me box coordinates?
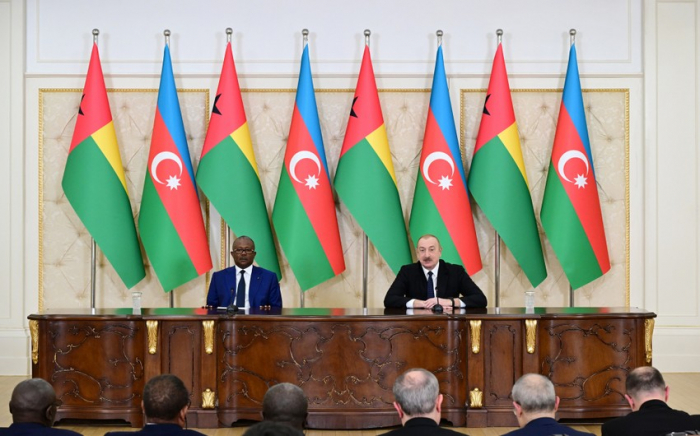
[206,235,282,309]
[380,368,464,436]
[384,234,486,310]
[602,366,700,436]
[105,374,204,436]
[0,378,81,436]
[503,373,594,436]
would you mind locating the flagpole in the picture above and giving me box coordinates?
[361,29,371,312]
[224,28,233,271]
[160,29,176,309]
[568,28,577,308]
[493,29,504,308]
[88,28,101,311]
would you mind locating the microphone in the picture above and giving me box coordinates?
[226,288,238,313]
[431,286,443,313]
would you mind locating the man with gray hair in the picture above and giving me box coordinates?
[262,382,308,430]
[503,373,594,436]
[601,366,700,436]
[380,368,464,435]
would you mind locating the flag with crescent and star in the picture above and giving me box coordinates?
[272,44,345,291]
[196,41,281,279]
[334,45,412,275]
[541,44,610,289]
[409,45,482,275]
[467,43,547,288]
[62,42,145,289]
[138,44,212,292]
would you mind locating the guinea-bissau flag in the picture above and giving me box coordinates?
[334,45,412,274]
[139,44,212,292]
[540,44,610,289]
[62,43,145,289]
[409,45,482,275]
[467,43,547,288]
[272,44,345,290]
[196,42,281,279]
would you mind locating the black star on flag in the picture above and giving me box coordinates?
[350,96,358,118]
[78,94,86,116]
[212,93,222,115]
[482,94,491,116]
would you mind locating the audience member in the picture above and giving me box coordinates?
[261,382,308,430]
[243,421,304,436]
[105,374,204,436]
[502,373,594,436]
[602,366,700,436]
[380,368,464,435]
[0,378,81,436]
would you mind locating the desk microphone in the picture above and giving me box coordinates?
[431,287,443,313]
[226,288,238,313]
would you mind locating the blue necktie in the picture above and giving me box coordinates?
[427,271,435,299]
[236,270,246,307]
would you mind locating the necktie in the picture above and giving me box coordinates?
[236,270,246,307]
[427,271,435,299]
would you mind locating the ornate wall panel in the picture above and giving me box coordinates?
[41,88,626,310]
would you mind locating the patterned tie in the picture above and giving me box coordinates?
[427,271,435,299]
[236,270,246,307]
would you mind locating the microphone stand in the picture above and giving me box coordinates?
[226,288,238,313]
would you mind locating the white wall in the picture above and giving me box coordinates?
[1,0,697,374]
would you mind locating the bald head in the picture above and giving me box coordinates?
[262,383,308,429]
[393,369,440,416]
[9,379,59,426]
[512,374,557,414]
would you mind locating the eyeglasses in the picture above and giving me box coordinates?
[232,248,255,254]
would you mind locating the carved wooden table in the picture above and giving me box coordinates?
[28,307,655,429]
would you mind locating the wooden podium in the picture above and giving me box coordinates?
[28,307,655,429]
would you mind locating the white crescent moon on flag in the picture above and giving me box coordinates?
[557,150,589,183]
[289,151,321,183]
[422,151,455,184]
[151,151,183,185]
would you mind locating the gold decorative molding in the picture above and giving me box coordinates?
[645,318,655,363]
[146,320,158,355]
[202,388,216,409]
[469,388,483,408]
[29,320,39,364]
[202,320,215,355]
[525,319,537,354]
[469,320,481,354]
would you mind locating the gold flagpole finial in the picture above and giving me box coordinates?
[302,28,309,48]
[163,29,171,46]
[496,29,503,45]
[364,29,371,47]
[92,29,99,45]
[570,28,577,47]
[226,28,232,44]
[436,30,443,47]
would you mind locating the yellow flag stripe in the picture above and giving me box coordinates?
[92,121,128,193]
[365,124,398,187]
[498,122,529,186]
[231,122,259,177]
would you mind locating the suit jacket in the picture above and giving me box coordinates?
[105,423,206,436]
[601,400,700,436]
[0,423,82,436]
[501,417,595,436]
[206,265,282,308]
[378,417,465,436]
[384,260,487,309]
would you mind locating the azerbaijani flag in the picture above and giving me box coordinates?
[468,43,547,288]
[541,44,610,289]
[62,43,145,289]
[272,44,345,290]
[335,45,412,274]
[409,45,482,275]
[196,42,281,279]
[138,44,212,291]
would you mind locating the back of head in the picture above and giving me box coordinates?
[512,374,557,414]
[143,374,190,422]
[262,383,308,429]
[243,421,304,436]
[392,368,439,416]
[9,378,58,425]
[626,366,666,401]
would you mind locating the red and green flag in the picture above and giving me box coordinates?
[138,44,212,291]
[468,43,547,288]
[196,42,281,279]
[541,44,610,288]
[409,45,482,275]
[62,43,145,289]
[272,44,345,290]
[334,45,412,274]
